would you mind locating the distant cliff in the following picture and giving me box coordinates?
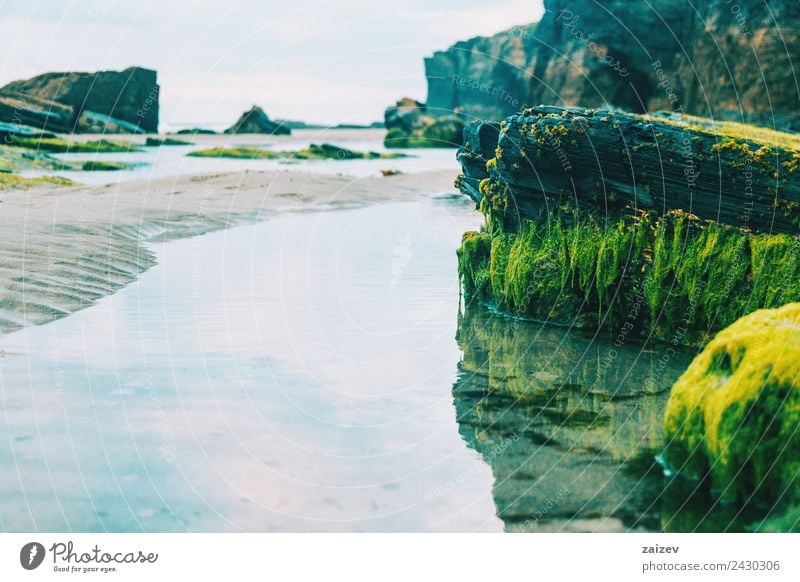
[424,24,537,122]
[0,67,159,133]
[424,0,800,129]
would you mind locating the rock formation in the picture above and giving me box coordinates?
[224,105,290,135]
[663,302,800,508]
[0,67,159,133]
[425,24,537,122]
[456,106,800,344]
[458,106,800,234]
[424,0,800,130]
[383,97,464,148]
[528,0,800,129]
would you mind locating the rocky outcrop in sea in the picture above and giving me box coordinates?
[383,97,464,148]
[422,0,800,130]
[0,67,159,134]
[224,105,291,135]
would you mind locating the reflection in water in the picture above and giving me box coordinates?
[0,199,501,533]
[452,306,768,532]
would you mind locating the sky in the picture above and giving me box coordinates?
[0,0,544,128]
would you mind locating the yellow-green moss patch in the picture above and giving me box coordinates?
[7,136,139,153]
[457,211,800,343]
[188,143,407,160]
[0,173,76,190]
[663,303,800,505]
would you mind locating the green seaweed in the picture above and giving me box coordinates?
[80,160,134,172]
[458,210,800,344]
[188,143,407,160]
[0,173,76,190]
[456,230,492,300]
[6,136,139,153]
[384,117,464,149]
[145,137,194,147]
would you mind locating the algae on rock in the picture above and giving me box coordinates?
[663,303,800,507]
[458,208,800,345]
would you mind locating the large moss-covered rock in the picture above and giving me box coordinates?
[457,210,800,346]
[383,98,464,148]
[663,303,800,505]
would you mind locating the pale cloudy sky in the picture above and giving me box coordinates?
[0,0,544,128]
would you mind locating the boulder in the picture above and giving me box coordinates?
[425,0,800,130]
[0,67,159,133]
[456,106,800,344]
[457,106,800,235]
[663,303,800,505]
[224,106,290,135]
[383,98,464,148]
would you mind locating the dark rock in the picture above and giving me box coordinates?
[426,0,800,131]
[274,119,326,130]
[457,106,800,235]
[224,106,290,135]
[0,121,56,140]
[383,98,464,148]
[0,67,159,133]
[425,24,537,121]
[175,128,216,135]
[144,137,193,147]
[384,98,427,134]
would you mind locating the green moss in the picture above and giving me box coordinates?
[188,143,407,160]
[80,160,133,171]
[145,137,194,146]
[640,112,800,152]
[754,505,800,532]
[663,303,800,505]
[458,211,800,344]
[384,127,410,148]
[7,136,139,153]
[187,146,277,159]
[384,116,464,149]
[457,230,492,300]
[176,128,216,135]
[0,173,76,190]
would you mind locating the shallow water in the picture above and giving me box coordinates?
[452,307,769,532]
[20,128,456,185]
[0,194,754,532]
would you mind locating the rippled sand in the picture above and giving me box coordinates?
[0,169,455,334]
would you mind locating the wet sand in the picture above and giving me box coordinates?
[0,169,457,334]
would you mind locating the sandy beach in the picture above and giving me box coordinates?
[0,168,457,335]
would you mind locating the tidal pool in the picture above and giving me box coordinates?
[0,195,753,532]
